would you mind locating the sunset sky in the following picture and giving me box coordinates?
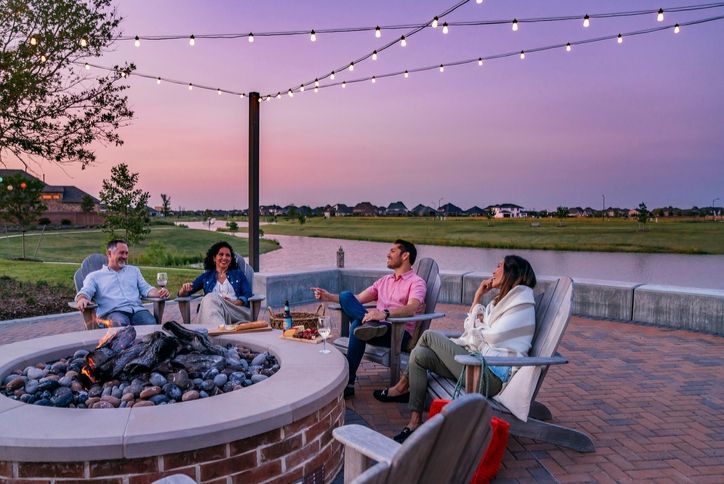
[17,0,724,211]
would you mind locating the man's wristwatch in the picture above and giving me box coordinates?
[383,309,390,320]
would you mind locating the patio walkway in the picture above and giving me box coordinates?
[1,302,722,483]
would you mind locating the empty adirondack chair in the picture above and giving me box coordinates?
[334,393,492,484]
[67,254,167,330]
[332,257,445,386]
[176,254,265,324]
[426,276,595,452]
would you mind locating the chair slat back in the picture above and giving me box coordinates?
[74,253,106,291]
[235,255,254,293]
[409,258,441,345]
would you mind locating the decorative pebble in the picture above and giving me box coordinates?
[251,352,268,367]
[59,376,73,387]
[163,383,182,400]
[101,395,121,407]
[34,398,52,406]
[26,368,45,380]
[133,400,155,407]
[169,370,190,390]
[140,386,162,399]
[121,393,134,402]
[85,397,101,407]
[52,387,74,407]
[149,373,167,387]
[6,377,26,391]
[37,379,60,392]
[251,374,268,383]
[181,390,199,401]
[25,380,39,394]
[73,349,89,359]
[92,401,114,409]
[213,374,228,387]
[149,394,169,405]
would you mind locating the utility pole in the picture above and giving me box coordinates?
[713,197,720,222]
[248,92,260,271]
[602,194,606,221]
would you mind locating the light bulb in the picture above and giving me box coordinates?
[375,26,381,38]
[189,35,195,46]
[349,62,354,71]
[519,50,525,59]
[512,19,519,31]
[439,65,444,72]
[476,0,483,4]
[478,58,483,66]
[30,36,37,46]
[432,17,439,29]
[80,37,87,47]
[657,9,664,22]
[188,83,193,90]
[40,54,47,62]
[288,89,293,97]
[276,92,281,99]
[240,93,245,99]
[342,81,346,88]
[310,30,316,42]
[400,36,407,47]
[156,77,161,84]
[314,79,319,88]
[134,36,140,47]
[566,42,571,52]
[404,70,409,78]
[583,15,590,28]
[442,22,449,34]
[674,23,680,34]
[120,70,126,77]
[617,34,623,44]
[314,87,318,93]
[372,50,378,60]
[217,89,222,95]
[300,84,305,92]
[330,71,335,80]
[371,76,376,84]
[248,33,254,43]
[84,63,90,70]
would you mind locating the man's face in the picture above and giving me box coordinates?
[107,243,129,270]
[386,244,407,269]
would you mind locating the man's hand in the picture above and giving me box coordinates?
[76,296,91,312]
[149,287,170,299]
[362,308,387,323]
[311,287,336,302]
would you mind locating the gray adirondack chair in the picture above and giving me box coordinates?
[427,276,595,453]
[68,254,167,330]
[176,255,265,324]
[333,393,492,483]
[332,257,445,386]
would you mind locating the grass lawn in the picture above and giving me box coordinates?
[0,226,279,264]
[251,217,724,254]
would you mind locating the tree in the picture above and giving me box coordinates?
[0,173,46,258]
[637,202,650,230]
[226,220,238,231]
[99,163,150,244]
[0,0,134,169]
[80,194,95,213]
[160,193,171,217]
[483,208,494,226]
[555,206,569,226]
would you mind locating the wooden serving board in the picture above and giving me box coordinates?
[208,321,272,336]
[279,333,324,344]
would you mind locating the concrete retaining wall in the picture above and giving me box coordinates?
[256,269,723,336]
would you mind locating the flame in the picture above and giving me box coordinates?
[81,364,95,384]
[96,327,117,348]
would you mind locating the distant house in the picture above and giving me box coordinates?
[0,169,102,226]
[385,201,408,216]
[260,204,283,216]
[487,203,525,218]
[439,203,464,216]
[465,205,487,216]
[411,204,437,216]
[353,202,378,216]
[334,203,353,216]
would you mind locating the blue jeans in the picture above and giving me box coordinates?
[340,291,411,386]
[103,309,156,327]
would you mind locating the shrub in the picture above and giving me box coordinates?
[38,217,52,225]
[60,219,72,226]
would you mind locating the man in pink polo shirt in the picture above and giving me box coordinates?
[312,239,426,398]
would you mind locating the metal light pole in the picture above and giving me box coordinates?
[248,92,260,271]
[713,197,720,222]
[602,194,606,221]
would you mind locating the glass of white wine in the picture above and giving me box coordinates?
[318,316,332,354]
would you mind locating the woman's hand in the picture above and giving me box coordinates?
[472,278,494,306]
[179,282,193,296]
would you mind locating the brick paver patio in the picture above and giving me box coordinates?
[1,302,722,483]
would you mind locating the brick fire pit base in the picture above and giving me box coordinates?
[0,327,347,483]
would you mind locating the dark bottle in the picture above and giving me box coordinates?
[283,300,293,330]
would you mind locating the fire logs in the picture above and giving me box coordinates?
[1,323,279,408]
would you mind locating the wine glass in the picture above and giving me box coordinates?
[156,272,168,293]
[318,316,332,354]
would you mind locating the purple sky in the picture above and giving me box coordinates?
[20,0,724,211]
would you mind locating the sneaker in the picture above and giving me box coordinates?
[353,322,388,341]
[393,427,415,443]
[343,385,355,399]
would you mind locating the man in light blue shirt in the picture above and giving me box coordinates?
[75,239,169,327]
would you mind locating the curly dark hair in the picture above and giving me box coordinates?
[203,241,239,271]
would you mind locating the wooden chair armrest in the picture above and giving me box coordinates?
[175,294,202,302]
[454,353,568,367]
[328,301,375,311]
[143,296,174,303]
[248,294,265,302]
[387,312,446,323]
[333,424,400,464]
[68,301,97,310]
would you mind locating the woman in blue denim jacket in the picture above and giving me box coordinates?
[179,241,253,325]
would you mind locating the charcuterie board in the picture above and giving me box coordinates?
[208,321,272,336]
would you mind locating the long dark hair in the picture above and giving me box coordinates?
[203,241,239,271]
[495,255,537,304]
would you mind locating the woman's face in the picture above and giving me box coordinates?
[214,247,233,270]
[491,259,505,288]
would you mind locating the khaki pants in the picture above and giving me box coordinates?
[197,293,252,326]
[406,330,502,413]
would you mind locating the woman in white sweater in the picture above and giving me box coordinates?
[373,255,537,443]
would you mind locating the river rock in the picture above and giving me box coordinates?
[163,383,182,401]
[52,387,74,407]
[85,397,100,407]
[201,379,215,392]
[88,385,103,398]
[73,349,89,359]
[203,368,219,380]
[101,395,121,407]
[168,370,190,389]
[37,379,60,392]
[199,391,209,398]
[243,379,252,387]
[251,352,268,367]
[149,372,167,387]
[133,400,155,407]
[181,390,199,401]
[3,373,21,385]
[26,367,45,380]
[121,392,134,402]
[213,373,228,387]
[50,362,67,374]
[6,377,26,391]
[25,380,39,394]
[101,386,113,397]
[34,398,52,406]
[20,394,35,404]
[71,381,84,393]
[59,376,73,387]
[140,386,161,399]
[111,387,123,399]
[75,391,88,405]
[251,374,268,384]
[149,394,169,405]
[92,401,114,409]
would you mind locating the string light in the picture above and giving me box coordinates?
[156,77,161,84]
[442,22,449,34]
[348,62,354,71]
[314,87,319,93]
[315,79,320,88]
[520,50,525,59]
[310,30,317,42]
[478,57,483,66]
[240,93,245,99]
[400,35,407,47]
[189,35,195,46]
[566,42,572,52]
[120,69,126,77]
[188,83,193,90]
[30,36,37,46]
[512,19,519,31]
[371,76,376,83]
[84,63,90,70]
[432,17,439,28]
[80,37,88,47]
[217,89,222,95]
[330,71,335,80]
[300,84,305,92]
[476,0,483,3]
[583,14,590,27]
[40,54,47,63]
[375,26,381,38]
[134,36,140,47]
[617,33,623,44]
[404,70,409,78]
[674,23,681,33]
[248,33,254,43]
[439,64,445,72]
[372,50,378,60]
[342,81,346,88]
[276,92,281,99]
[288,89,293,97]
[657,8,665,22]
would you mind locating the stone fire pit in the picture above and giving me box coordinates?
[0,326,347,483]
